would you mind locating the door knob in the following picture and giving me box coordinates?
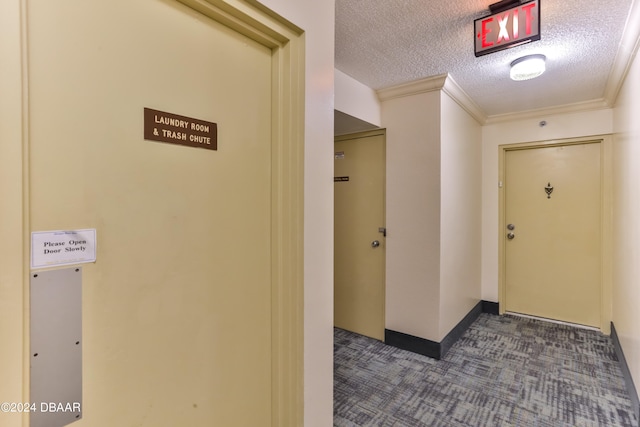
[507,233,515,240]
[371,240,380,248]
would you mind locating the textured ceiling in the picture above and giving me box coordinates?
[335,0,634,119]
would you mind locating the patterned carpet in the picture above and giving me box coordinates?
[334,314,638,427]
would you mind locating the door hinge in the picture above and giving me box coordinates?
[378,227,386,237]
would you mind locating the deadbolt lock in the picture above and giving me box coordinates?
[507,224,515,230]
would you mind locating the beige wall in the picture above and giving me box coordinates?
[383,83,483,343]
[481,109,614,302]
[383,91,442,340]
[0,1,335,426]
[335,69,381,127]
[612,36,640,403]
[439,93,482,339]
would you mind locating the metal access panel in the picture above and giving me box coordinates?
[30,267,82,427]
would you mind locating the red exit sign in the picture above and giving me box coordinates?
[474,0,540,57]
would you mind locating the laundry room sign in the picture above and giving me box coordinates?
[144,108,217,150]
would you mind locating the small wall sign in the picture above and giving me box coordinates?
[334,176,350,182]
[31,229,97,269]
[474,0,540,57]
[144,108,217,150]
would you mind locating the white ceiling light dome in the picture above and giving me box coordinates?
[510,54,546,81]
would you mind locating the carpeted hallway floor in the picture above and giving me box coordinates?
[334,313,638,427]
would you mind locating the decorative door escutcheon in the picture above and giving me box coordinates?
[545,182,554,199]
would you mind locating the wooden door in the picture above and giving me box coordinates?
[24,0,303,425]
[334,131,386,340]
[504,142,602,327]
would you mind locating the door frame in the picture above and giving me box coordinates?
[498,135,612,334]
[175,2,305,424]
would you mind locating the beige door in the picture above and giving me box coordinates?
[334,130,386,340]
[24,1,302,425]
[504,142,602,327]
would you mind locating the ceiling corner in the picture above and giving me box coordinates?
[604,0,640,106]
[441,75,487,125]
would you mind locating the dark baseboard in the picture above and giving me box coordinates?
[385,328,441,359]
[386,300,497,360]
[482,300,500,315]
[440,301,483,358]
[611,322,640,425]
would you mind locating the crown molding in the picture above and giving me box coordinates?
[604,0,640,106]
[376,74,487,124]
[376,74,448,101]
[484,98,611,124]
[441,75,487,125]
[376,74,613,125]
